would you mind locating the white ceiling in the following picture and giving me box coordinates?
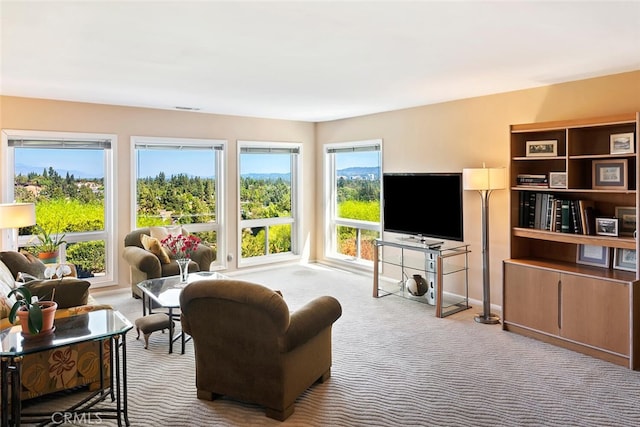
[1,1,639,122]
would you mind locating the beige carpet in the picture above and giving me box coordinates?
[23,264,640,426]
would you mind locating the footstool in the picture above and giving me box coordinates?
[135,313,174,349]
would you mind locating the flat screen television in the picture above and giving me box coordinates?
[382,173,464,243]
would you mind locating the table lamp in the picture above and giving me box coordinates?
[462,165,506,324]
[0,202,36,251]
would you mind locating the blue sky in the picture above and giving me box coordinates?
[16,148,380,179]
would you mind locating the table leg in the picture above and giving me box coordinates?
[121,334,130,426]
[113,335,122,427]
[168,308,174,354]
[9,356,22,427]
[1,357,8,427]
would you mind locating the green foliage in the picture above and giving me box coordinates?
[240,177,291,220]
[66,240,105,276]
[338,200,380,222]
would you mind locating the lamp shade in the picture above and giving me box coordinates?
[462,167,506,191]
[0,203,36,229]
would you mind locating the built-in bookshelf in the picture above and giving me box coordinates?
[504,112,640,369]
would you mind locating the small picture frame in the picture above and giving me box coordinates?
[592,159,627,190]
[610,132,635,155]
[595,217,619,236]
[615,206,636,237]
[525,140,558,157]
[577,244,610,268]
[613,248,636,272]
[549,172,567,189]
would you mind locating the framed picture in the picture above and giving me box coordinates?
[595,217,619,236]
[613,248,637,272]
[610,132,635,155]
[549,172,567,189]
[615,206,636,236]
[525,140,557,157]
[576,244,610,268]
[592,159,627,190]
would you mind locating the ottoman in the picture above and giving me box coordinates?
[135,313,174,349]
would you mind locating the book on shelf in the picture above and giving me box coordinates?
[518,191,596,235]
[516,174,548,187]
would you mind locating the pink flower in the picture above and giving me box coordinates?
[161,233,201,259]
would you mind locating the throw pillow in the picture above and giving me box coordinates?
[141,234,171,264]
[25,278,90,309]
[149,225,184,240]
[0,260,16,289]
[0,261,17,319]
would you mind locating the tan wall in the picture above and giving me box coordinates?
[0,96,316,289]
[316,70,640,310]
[2,70,639,302]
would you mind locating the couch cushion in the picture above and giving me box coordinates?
[141,234,171,264]
[25,278,91,309]
[0,251,46,280]
[149,225,183,240]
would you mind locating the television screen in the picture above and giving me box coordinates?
[382,173,464,242]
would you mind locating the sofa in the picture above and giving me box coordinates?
[0,251,112,401]
[122,226,215,298]
[180,278,342,421]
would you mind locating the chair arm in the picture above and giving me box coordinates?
[279,296,342,352]
[190,245,214,271]
[25,277,91,309]
[122,246,162,277]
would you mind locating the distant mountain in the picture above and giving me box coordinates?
[241,173,291,181]
[15,163,102,179]
[337,166,379,178]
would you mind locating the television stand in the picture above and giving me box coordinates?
[373,238,471,318]
[400,235,443,249]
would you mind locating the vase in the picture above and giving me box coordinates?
[176,258,190,283]
[17,301,58,336]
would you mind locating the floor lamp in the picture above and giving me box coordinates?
[462,166,506,324]
[0,202,36,252]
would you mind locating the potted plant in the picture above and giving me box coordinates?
[8,286,58,335]
[32,223,67,264]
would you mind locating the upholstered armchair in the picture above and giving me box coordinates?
[180,279,342,421]
[122,227,215,298]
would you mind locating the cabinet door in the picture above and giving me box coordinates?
[560,274,629,355]
[504,263,560,335]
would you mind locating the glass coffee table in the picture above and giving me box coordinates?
[0,309,133,426]
[137,271,227,354]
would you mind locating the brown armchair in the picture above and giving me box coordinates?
[180,279,342,421]
[122,227,215,298]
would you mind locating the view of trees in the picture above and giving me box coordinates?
[16,164,381,272]
[240,177,292,257]
[336,178,381,260]
[16,168,105,277]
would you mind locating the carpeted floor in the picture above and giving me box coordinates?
[21,263,640,426]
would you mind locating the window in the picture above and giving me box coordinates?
[2,130,115,286]
[132,137,225,269]
[324,140,382,264]
[238,141,301,265]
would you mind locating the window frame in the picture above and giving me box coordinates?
[323,139,382,267]
[131,136,226,270]
[1,129,116,287]
[237,140,302,267]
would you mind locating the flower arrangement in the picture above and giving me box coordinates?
[161,234,201,259]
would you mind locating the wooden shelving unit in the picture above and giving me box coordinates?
[503,112,640,369]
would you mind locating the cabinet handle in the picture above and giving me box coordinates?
[557,279,562,329]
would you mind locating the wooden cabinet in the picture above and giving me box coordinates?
[504,113,640,369]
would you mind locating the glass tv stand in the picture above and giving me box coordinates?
[373,238,471,318]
